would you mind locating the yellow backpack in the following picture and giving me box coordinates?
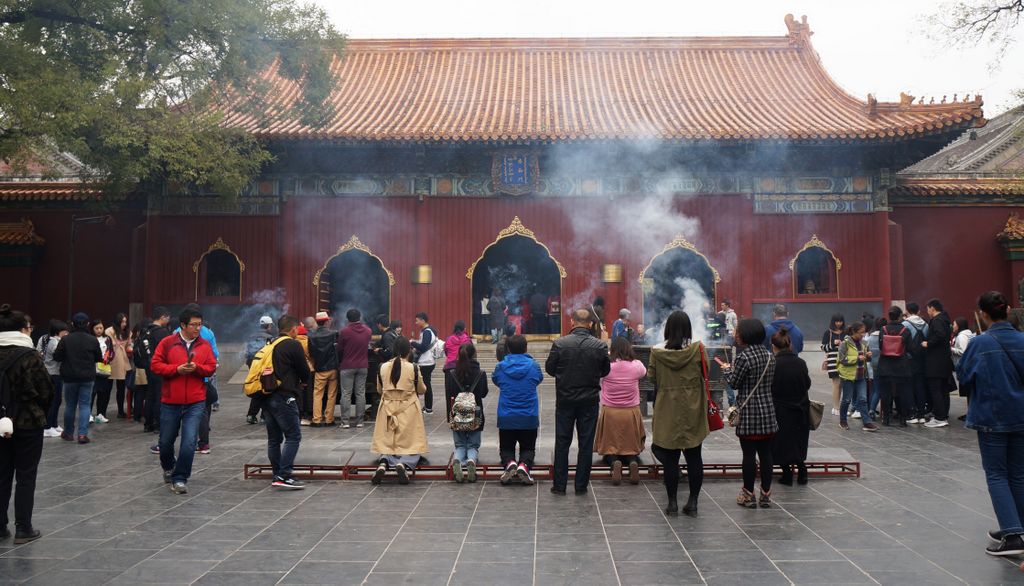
[243,337,288,397]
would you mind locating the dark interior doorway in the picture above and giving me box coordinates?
[642,247,716,332]
[471,235,561,336]
[321,250,390,332]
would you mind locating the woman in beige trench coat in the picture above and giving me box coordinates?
[371,338,427,484]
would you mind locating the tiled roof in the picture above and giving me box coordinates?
[902,106,1024,174]
[890,177,1024,197]
[0,218,44,246]
[217,16,984,143]
[0,182,103,201]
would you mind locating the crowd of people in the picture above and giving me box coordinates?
[1,289,1023,561]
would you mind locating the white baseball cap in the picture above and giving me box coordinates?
[259,315,273,326]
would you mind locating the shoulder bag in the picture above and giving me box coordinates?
[698,344,724,431]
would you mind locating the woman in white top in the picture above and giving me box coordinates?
[952,316,977,421]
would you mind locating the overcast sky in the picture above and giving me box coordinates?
[315,0,1023,116]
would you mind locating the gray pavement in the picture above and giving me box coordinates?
[3,347,1023,585]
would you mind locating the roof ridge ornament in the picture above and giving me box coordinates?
[784,14,813,47]
[998,214,1024,242]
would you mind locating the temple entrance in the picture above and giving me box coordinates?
[640,236,720,339]
[315,236,394,332]
[468,217,565,339]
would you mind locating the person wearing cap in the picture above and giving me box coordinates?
[307,311,339,426]
[244,315,275,425]
[612,309,632,340]
[53,313,102,443]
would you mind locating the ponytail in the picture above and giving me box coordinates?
[388,337,413,386]
[389,356,403,386]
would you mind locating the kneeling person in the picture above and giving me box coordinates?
[150,307,217,494]
[371,338,427,484]
[492,335,543,485]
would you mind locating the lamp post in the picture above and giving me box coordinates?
[67,214,113,319]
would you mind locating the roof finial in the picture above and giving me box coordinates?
[784,14,813,47]
[899,92,915,107]
[866,94,878,116]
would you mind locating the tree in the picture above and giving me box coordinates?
[0,0,345,196]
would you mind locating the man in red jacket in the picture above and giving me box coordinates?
[150,307,217,494]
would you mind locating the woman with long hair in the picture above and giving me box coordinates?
[37,319,68,437]
[445,342,489,482]
[837,321,877,432]
[90,319,113,424]
[770,328,811,485]
[130,319,152,423]
[648,311,709,516]
[105,312,131,418]
[595,336,647,486]
[725,319,777,508]
[370,337,427,485]
[821,314,845,416]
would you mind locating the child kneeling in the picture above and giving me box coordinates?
[492,335,543,485]
[446,342,488,482]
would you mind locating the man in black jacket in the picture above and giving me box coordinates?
[545,308,611,495]
[308,312,339,426]
[141,307,172,434]
[923,299,954,428]
[53,313,101,443]
[266,315,311,489]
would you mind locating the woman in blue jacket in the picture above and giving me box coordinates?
[957,291,1024,557]
[492,334,543,486]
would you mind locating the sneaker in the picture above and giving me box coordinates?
[149,444,160,454]
[169,481,188,494]
[94,414,108,423]
[737,488,757,508]
[924,418,949,428]
[628,461,640,485]
[163,469,172,484]
[907,417,924,424]
[839,421,850,430]
[862,423,879,432]
[77,435,90,444]
[989,529,1004,542]
[371,463,387,485]
[323,421,336,427]
[500,462,517,485]
[453,460,464,483]
[339,421,350,429]
[516,464,535,486]
[421,408,433,414]
[211,402,219,412]
[197,444,211,454]
[42,428,58,438]
[271,476,306,490]
[758,489,772,508]
[986,534,1024,556]
[246,415,259,425]
[830,408,840,416]
[54,426,62,433]
[355,422,364,428]
[89,415,94,423]
[851,411,862,420]
[611,460,623,486]
[396,464,410,485]
[466,460,477,483]
[60,431,74,441]
[300,419,311,426]
[550,486,566,496]
[310,422,322,428]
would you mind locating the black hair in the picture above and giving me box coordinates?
[113,312,130,340]
[89,318,105,335]
[347,309,361,323]
[771,326,791,350]
[979,291,1009,321]
[609,336,636,361]
[954,316,970,333]
[49,319,69,337]
[829,313,845,329]
[926,298,944,312]
[845,321,866,336]
[507,334,527,354]
[452,320,466,334]
[179,307,203,328]
[723,299,733,307]
[593,296,605,307]
[736,318,766,346]
[277,314,299,333]
[906,302,920,315]
[131,318,151,340]
[454,342,477,384]
[888,305,902,322]
[0,304,29,332]
[389,337,412,386]
[375,314,388,327]
[663,310,692,350]
[151,305,170,320]
[415,312,429,322]
[874,317,888,330]
[184,303,200,311]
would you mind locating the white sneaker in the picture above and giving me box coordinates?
[907,418,924,424]
[89,415,95,423]
[851,411,862,419]
[94,414,108,424]
[43,428,57,438]
[55,426,63,433]
[831,408,840,416]
[924,418,949,428]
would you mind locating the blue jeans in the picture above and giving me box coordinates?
[840,379,872,425]
[452,430,482,464]
[46,375,62,429]
[264,393,302,479]
[159,401,205,484]
[978,430,1024,536]
[62,381,94,437]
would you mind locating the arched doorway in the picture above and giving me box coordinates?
[468,217,566,339]
[790,234,841,297]
[193,237,245,302]
[639,235,720,339]
[314,236,395,331]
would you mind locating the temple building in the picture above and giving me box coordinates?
[2,15,1016,340]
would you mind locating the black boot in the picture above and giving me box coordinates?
[796,462,808,485]
[779,468,793,486]
[682,494,698,517]
[665,497,678,515]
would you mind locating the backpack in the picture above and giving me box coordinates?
[429,328,445,361]
[243,337,288,397]
[0,348,34,428]
[449,370,483,432]
[905,322,926,358]
[134,326,154,369]
[880,326,907,358]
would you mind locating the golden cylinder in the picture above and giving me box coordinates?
[412,265,432,284]
[602,264,623,283]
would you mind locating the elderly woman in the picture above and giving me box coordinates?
[724,318,777,508]
[648,311,709,517]
[370,338,427,485]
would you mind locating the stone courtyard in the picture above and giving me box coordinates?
[2,346,1022,585]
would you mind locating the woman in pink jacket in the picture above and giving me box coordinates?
[443,320,472,372]
[595,336,648,485]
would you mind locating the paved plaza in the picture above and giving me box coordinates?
[2,347,1024,585]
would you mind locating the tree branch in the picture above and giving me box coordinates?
[0,9,133,36]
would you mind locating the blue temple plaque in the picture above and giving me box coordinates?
[492,151,539,195]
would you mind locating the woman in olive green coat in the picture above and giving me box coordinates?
[648,311,709,517]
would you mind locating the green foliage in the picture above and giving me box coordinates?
[0,0,345,196]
